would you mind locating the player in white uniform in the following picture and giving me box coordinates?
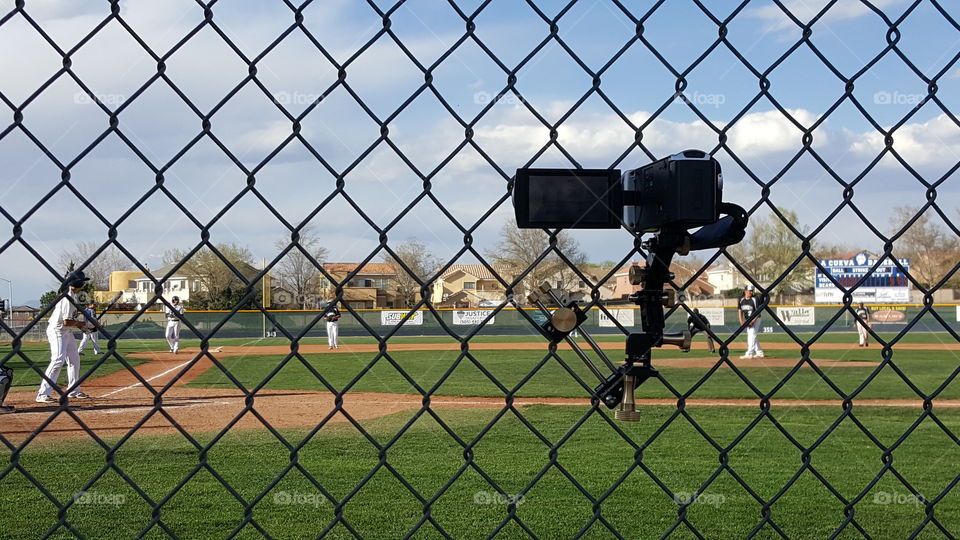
[325,303,341,349]
[738,284,764,359]
[36,270,92,403]
[165,296,184,353]
[77,303,102,355]
[855,302,872,347]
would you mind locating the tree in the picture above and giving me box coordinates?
[273,226,329,309]
[735,207,812,299]
[39,290,60,309]
[485,219,587,304]
[163,243,258,309]
[889,206,960,288]
[57,241,133,290]
[383,240,439,309]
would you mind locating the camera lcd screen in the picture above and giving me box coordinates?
[514,168,622,229]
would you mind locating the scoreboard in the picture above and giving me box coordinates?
[815,252,910,303]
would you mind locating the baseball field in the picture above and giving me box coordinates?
[1,332,958,538]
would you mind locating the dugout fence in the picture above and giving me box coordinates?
[2,1,960,538]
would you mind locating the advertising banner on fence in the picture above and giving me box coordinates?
[776,306,816,326]
[815,252,910,303]
[870,305,907,324]
[380,310,423,326]
[696,307,725,327]
[599,309,635,328]
[452,310,495,325]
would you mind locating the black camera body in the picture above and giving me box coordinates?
[513,149,722,232]
[623,150,722,232]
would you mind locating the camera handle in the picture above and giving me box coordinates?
[593,203,747,419]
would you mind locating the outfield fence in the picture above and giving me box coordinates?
[2,1,959,538]
[80,305,960,341]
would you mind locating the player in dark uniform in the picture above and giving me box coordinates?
[738,284,764,359]
[325,302,341,349]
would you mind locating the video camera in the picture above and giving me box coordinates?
[513,150,748,421]
[515,150,725,231]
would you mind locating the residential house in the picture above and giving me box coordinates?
[103,261,265,307]
[129,263,195,305]
[95,270,145,304]
[431,264,511,307]
[9,305,39,325]
[539,268,617,304]
[705,262,747,294]
[610,261,715,303]
[322,263,397,309]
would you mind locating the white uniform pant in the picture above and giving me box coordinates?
[166,321,181,352]
[746,324,763,357]
[39,329,82,397]
[857,322,870,345]
[78,331,101,354]
[326,321,339,348]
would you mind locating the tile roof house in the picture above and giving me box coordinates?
[321,263,398,309]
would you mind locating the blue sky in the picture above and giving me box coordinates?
[1,0,958,304]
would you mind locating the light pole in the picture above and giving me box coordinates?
[0,277,12,328]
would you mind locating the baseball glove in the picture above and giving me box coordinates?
[80,320,99,334]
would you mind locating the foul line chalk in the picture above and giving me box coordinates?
[98,360,193,398]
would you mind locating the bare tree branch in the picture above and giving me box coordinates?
[485,218,586,303]
[57,242,133,290]
[274,225,329,308]
[384,240,438,308]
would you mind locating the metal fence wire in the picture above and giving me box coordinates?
[2,0,960,538]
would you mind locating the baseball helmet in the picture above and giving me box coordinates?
[171,296,180,302]
[64,270,90,288]
[745,284,755,291]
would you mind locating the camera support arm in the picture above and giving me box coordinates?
[593,203,747,416]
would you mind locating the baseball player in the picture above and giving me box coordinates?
[737,284,764,359]
[77,302,102,356]
[0,365,14,413]
[165,296,184,353]
[324,302,341,349]
[36,270,92,403]
[855,302,872,347]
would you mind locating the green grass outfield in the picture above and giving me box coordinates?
[4,332,957,395]
[186,347,960,401]
[1,406,957,539]
[0,342,154,390]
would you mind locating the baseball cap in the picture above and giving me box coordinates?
[64,270,91,288]
[745,284,755,291]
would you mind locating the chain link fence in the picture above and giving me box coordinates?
[1,0,959,538]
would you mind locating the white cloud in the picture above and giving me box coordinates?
[747,0,904,32]
[466,105,821,168]
[727,109,823,155]
[849,113,960,167]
